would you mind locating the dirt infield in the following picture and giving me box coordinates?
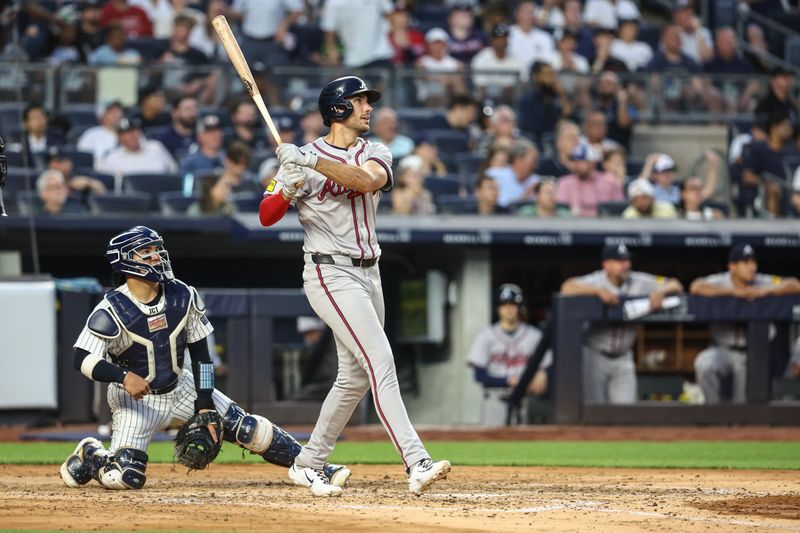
[2,464,799,532]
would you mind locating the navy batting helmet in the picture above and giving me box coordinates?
[318,76,381,127]
[496,283,524,306]
[106,226,174,283]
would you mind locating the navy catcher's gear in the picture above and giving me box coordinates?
[174,410,224,470]
[98,448,148,490]
[60,437,109,488]
[86,309,121,339]
[223,403,301,467]
[263,424,302,467]
[106,226,174,283]
[318,76,381,127]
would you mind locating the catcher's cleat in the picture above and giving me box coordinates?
[323,463,351,488]
[407,458,451,496]
[288,464,343,497]
[60,437,105,488]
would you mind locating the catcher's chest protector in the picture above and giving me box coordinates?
[105,281,192,390]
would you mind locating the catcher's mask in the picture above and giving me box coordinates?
[106,226,174,283]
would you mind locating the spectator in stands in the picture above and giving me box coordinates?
[672,0,712,64]
[486,139,540,208]
[556,142,623,217]
[76,1,105,62]
[277,116,297,144]
[648,24,700,73]
[88,22,142,65]
[45,6,81,66]
[100,0,153,38]
[77,101,123,164]
[471,23,528,103]
[157,95,198,159]
[692,244,800,403]
[132,87,169,131]
[583,0,639,30]
[729,122,766,167]
[609,16,653,72]
[391,155,436,215]
[415,28,465,107]
[638,153,681,205]
[225,99,266,151]
[299,105,326,146]
[179,114,224,178]
[561,0,595,62]
[469,175,509,215]
[680,176,725,220]
[581,110,621,157]
[371,108,414,160]
[550,28,590,74]
[537,0,565,29]
[227,0,300,70]
[97,118,177,176]
[46,146,106,198]
[704,27,751,75]
[509,1,556,71]
[218,140,260,195]
[32,169,87,215]
[189,0,227,61]
[561,243,683,404]
[741,113,794,216]
[129,0,178,39]
[754,67,799,128]
[429,93,480,138]
[157,12,217,104]
[744,23,772,75]
[411,135,448,177]
[388,1,425,66]
[12,103,64,170]
[590,25,629,74]
[517,62,572,139]
[477,105,521,156]
[518,178,570,217]
[481,145,511,174]
[321,0,393,68]
[592,71,636,151]
[187,170,237,216]
[622,178,678,219]
[539,119,581,177]
[446,1,486,64]
[601,147,628,188]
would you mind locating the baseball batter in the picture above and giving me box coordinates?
[60,226,349,490]
[691,243,800,403]
[560,244,683,404]
[259,76,450,497]
[467,283,551,426]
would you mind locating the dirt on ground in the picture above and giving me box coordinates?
[2,464,799,532]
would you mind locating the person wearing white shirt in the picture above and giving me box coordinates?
[583,0,640,29]
[128,0,176,38]
[321,0,394,68]
[485,139,540,207]
[548,29,589,74]
[415,27,464,106]
[508,1,555,70]
[77,101,123,164]
[609,18,653,72]
[228,0,302,68]
[471,23,528,102]
[672,0,712,64]
[96,118,177,176]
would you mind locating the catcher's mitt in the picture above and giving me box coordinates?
[174,410,224,470]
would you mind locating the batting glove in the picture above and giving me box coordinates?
[280,163,306,199]
[277,143,318,169]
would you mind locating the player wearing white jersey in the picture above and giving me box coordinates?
[259,76,451,497]
[60,226,350,490]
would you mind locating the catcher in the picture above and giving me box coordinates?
[60,226,350,490]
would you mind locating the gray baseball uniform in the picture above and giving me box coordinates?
[467,324,551,426]
[693,272,780,403]
[574,270,665,404]
[266,137,429,470]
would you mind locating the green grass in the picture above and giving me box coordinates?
[2,440,799,469]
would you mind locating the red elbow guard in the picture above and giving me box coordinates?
[259,194,291,226]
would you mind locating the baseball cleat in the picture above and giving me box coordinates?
[288,464,343,497]
[407,458,451,495]
[323,463,351,488]
[60,437,104,488]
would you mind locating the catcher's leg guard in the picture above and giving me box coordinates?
[60,437,109,488]
[98,448,148,490]
[222,403,301,467]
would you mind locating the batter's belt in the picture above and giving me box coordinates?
[308,253,378,268]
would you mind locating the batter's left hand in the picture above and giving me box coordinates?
[277,143,318,169]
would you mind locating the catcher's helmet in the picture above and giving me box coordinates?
[318,76,381,127]
[496,283,524,306]
[106,226,174,283]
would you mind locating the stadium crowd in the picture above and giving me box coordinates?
[1,0,799,219]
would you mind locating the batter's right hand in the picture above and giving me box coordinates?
[277,143,318,169]
[123,371,150,400]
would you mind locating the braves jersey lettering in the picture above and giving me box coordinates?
[317,179,365,201]
[467,324,551,383]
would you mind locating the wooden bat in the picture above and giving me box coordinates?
[212,15,282,147]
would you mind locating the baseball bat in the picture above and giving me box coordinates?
[212,15,282,147]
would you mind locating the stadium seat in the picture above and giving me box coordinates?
[64,108,98,130]
[159,191,198,215]
[626,157,645,179]
[597,201,629,217]
[60,148,94,169]
[0,103,23,135]
[426,129,470,154]
[126,37,169,61]
[454,152,484,179]
[231,192,261,213]
[424,175,461,199]
[436,194,476,214]
[74,168,116,192]
[396,108,443,133]
[123,173,184,195]
[5,149,26,168]
[88,192,153,214]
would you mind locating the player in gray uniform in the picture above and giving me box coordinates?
[60,226,350,490]
[560,244,684,404]
[467,284,552,426]
[691,243,800,403]
[259,76,450,497]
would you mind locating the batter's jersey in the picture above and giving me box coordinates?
[697,271,781,347]
[74,280,213,387]
[265,137,393,260]
[467,323,551,384]
[576,270,666,354]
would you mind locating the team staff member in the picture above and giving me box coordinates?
[60,226,349,490]
[691,244,800,404]
[560,244,684,404]
[467,283,551,426]
[260,76,451,497]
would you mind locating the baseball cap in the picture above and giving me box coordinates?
[617,2,641,19]
[627,178,654,198]
[116,117,140,133]
[425,27,450,43]
[653,154,677,173]
[448,0,476,12]
[297,316,325,334]
[672,0,692,11]
[569,142,600,162]
[491,23,511,38]
[497,283,524,305]
[197,114,222,133]
[728,243,756,263]
[602,243,633,261]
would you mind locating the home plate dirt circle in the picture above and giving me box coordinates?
[1,464,799,532]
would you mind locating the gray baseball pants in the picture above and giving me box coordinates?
[694,346,747,404]
[582,347,637,404]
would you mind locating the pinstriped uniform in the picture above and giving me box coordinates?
[74,283,234,453]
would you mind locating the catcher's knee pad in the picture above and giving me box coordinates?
[223,403,274,454]
[98,448,148,490]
